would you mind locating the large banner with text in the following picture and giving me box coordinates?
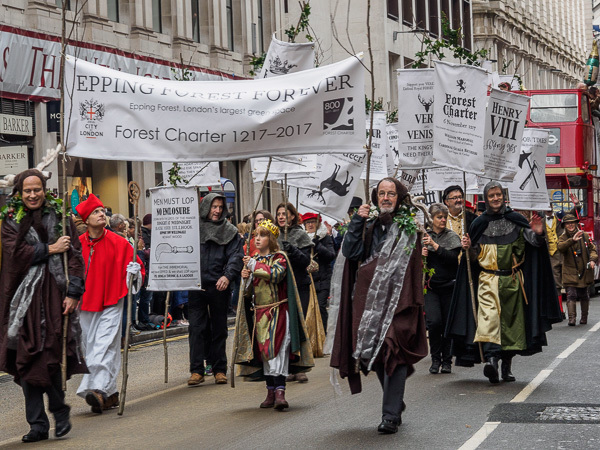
[64,55,366,162]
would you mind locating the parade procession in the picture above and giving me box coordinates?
[3,1,600,448]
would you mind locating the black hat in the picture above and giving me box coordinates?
[442,185,464,202]
[349,196,363,209]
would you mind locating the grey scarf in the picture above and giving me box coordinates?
[6,211,66,350]
[278,225,314,249]
[199,192,238,245]
[427,227,461,251]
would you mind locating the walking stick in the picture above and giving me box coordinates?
[230,157,272,387]
[163,291,171,383]
[118,181,141,415]
[462,172,485,363]
[284,174,289,241]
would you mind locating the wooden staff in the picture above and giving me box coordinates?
[118,181,141,415]
[284,174,289,241]
[163,291,171,383]
[230,157,272,387]
[462,172,485,363]
[58,0,69,392]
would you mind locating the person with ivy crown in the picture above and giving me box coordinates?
[234,219,314,410]
[330,177,428,435]
[0,169,87,443]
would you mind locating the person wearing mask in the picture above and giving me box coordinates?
[422,204,461,374]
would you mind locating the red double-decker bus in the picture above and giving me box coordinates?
[522,88,599,287]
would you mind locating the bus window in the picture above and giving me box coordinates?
[530,93,578,123]
[548,188,588,216]
[581,94,591,123]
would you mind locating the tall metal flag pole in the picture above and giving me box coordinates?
[231,157,272,387]
[163,291,171,383]
[59,0,70,392]
[118,181,141,415]
[462,172,485,363]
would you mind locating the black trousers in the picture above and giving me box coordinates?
[188,284,230,375]
[297,284,310,317]
[373,363,408,423]
[21,371,70,433]
[424,288,452,364]
[317,288,329,332]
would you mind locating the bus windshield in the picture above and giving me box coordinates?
[529,93,578,123]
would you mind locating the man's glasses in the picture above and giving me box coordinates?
[377,191,397,198]
[447,196,463,201]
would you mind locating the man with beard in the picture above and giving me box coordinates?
[187,193,243,386]
[0,169,87,442]
[446,181,562,384]
[330,177,428,434]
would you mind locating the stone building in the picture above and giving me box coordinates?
[472,0,593,89]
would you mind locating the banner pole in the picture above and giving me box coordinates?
[284,174,289,241]
[163,291,171,383]
[118,181,141,415]
[462,172,485,363]
[231,157,272,388]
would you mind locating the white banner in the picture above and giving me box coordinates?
[161,162,221,187]
[251,155,317,183]
[300,152,366,222]
[507,129,551,211]
[482,88,530,181]
[386,123,399,175]
[147,186,202,291]
[396,69,436,168]
[425,167,479,193]
[257,35,315,79]
[64,55,366,162]
[432,61,488,175]
[361,112,388,184]
[408,171,439,206]
[0,25,230,101]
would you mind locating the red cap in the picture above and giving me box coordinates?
[301,212,320,222]
[76,193,104,222]
[465,200,474,210]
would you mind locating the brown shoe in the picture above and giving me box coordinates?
[295,372,308,383]
[85,391,105,414]
[188,373,205,386]
[214,373,227,384]
[274,388,289,410]
[103,392,119,410]
[260,388,275,408]
[286,374,296,382]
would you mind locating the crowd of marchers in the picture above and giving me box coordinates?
[0,169,594,442]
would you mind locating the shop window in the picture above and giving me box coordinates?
[416,0,426,29]
[108,0,119,22]
[192,0,200,43]
[452,0,460,30]
[462,0,471,50]
[152,0,162,33]
[402,0,413,26]
[387,0,399,21]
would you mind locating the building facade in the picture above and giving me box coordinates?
[472,0,592,90]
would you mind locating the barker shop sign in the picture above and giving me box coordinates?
[0,114,34,137]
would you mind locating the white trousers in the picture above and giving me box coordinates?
[77,301,124,397]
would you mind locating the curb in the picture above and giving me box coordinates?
[130,316,236,345]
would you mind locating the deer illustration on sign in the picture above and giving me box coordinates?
[307,164,354,205]
[418,94,434,112]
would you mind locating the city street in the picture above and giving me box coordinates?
[1,301,599,449]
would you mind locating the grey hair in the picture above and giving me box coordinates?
[429,203,448,217]
[109,213,126,229]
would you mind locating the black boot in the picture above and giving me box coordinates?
[501,357,516,382]
[440,361,452,374]
[483,356,500,384]
[429,359,441,374]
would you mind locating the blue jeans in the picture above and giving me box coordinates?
[137,288,152,324]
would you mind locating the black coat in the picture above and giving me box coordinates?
[445,209,563,366]
[342,214,387,261]
[311,233,336,291]
[283,242,312,287]
[200,234,244,286]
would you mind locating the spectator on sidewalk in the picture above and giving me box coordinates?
[137,214,153,331]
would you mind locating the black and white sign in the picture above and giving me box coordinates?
[161,162,221,187]
[257,35,315,79]
[396,69,436,168]
[482,88,530,181]
[432,61,488,175]
[0,145,29,175]
[425,167,479,193]
[147,186,202,291]
[507,129,551,211]
[361,112,389,184]
[64,55,366,162]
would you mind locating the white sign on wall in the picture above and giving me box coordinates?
[0,145,29,175]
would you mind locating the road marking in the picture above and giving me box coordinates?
[462,322,600,448]
[458,421,500,450]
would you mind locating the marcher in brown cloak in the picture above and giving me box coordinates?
[329,177,428,434]
[0,169,87,443]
